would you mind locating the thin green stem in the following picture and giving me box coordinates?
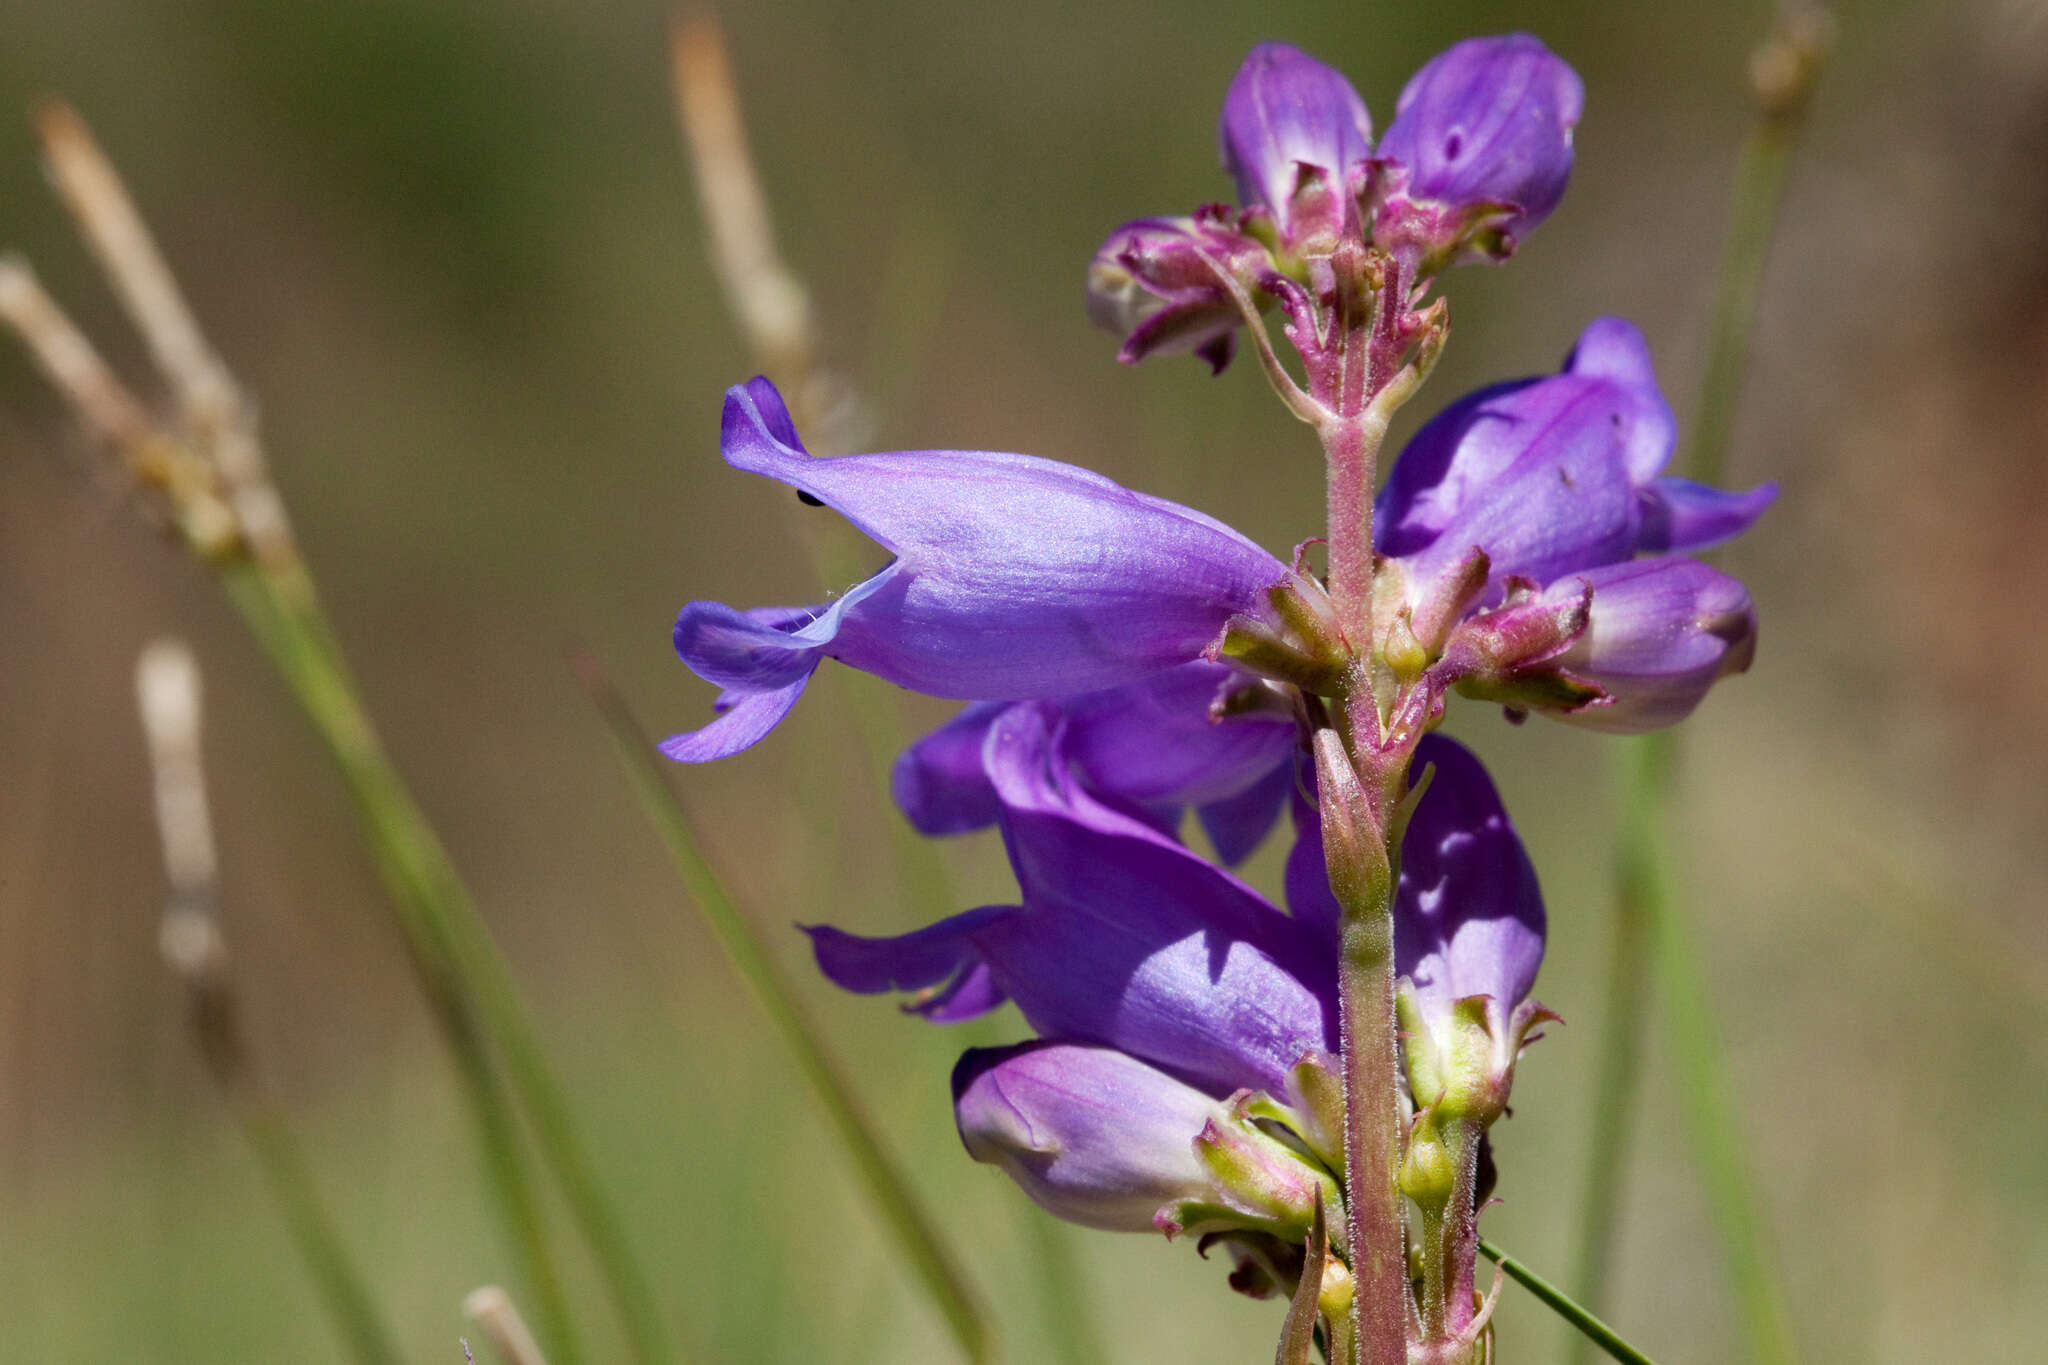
[1575,13,1827,1362]
[1684,102,1806,488]
[576,662,994,1364]
[1648,823,1802,1365]
[223,564,672,1365]
[1478,1240,1658,1365]
[1565,739,1660,1365]
[238,1104,406,1365]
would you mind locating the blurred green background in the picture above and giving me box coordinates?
[3,0,2046,1360]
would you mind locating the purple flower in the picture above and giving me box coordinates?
[664,378,1287,762]
[952,1042,1232,1232]
[953,1041,1334,1238]
[891,662,1299,863]
[1373,34,1584,264]
[1438,556,1759,732]
[1378,317,1774,607]
[812,703,1334,1095]
[1536,557,1758,732]
[812,712,1546,1236]
[1218,42,1374,245]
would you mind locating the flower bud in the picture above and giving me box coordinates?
[1372,34,1583,267]
[1161,1091,1342,1241]
[1086,215,1267,372]
[952,1042,1228,1232]
[1531,557,1757,733]
[1218,42,1374,249]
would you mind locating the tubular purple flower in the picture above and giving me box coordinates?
[664,378,1288,762]
[1373,34,1584,264]
[1218,42,1374,244]
[891,662,1299,862]
[812,704,1333,1096]
[952,1042,1231,1233]
[1392,736,1546,1038]
[1377,317,1775,609]
[1530,556,1759,733]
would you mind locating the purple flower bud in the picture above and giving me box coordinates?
[1086,215,1267,373]
[1535,556,1759,733]
[664,379,1287,762]
[1378,318,1774,605]
[1218,43,1374,246]
[953,1042,1229,1232]
[1373,34,1584,264]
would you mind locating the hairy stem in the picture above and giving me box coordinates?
[1336,866,1408,1365]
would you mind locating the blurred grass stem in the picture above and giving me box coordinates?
[573,654,994,1363]
[6,106,687,1365]
[137,640,404,1365]
[466,1286,553,1365]
[1572,13,1829,1365]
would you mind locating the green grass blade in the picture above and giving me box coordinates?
[574,654,995,1363]
[1573,15,1829,1364]
[223,563,677,1365]
[1479,1239,1658,1365]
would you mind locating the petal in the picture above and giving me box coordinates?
[953,1042,1225,1232]
[1218,43,1374,233]
[715,380,1287,699]
[671,379,1287,759]
[1059,662,1297,810]
[1636,477,1778,554]
[891,702,1008,836]
[805,904,1019,997]
[1394,734,1547,1033]
[672,576,900,693]
[658,671,813,764]
[1377,318,1675,592]
[1196,758,1296,866]
[980,705,1334,1095]
[1377,34,1583,232]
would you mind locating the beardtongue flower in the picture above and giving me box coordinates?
[814,714,1546,1243]
[1445,557,1759,733]
[663,377,1287,762]
[1377,316,1775,623]
[811,703,1335,1095]
[891,661,1300,863]
[1218,42,1375,249]
[953,1042,1337,1239]
[1384,737,1549,1125]
[1371,34,1585,267]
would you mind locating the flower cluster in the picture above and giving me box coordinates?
[665,34,1772,1365]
